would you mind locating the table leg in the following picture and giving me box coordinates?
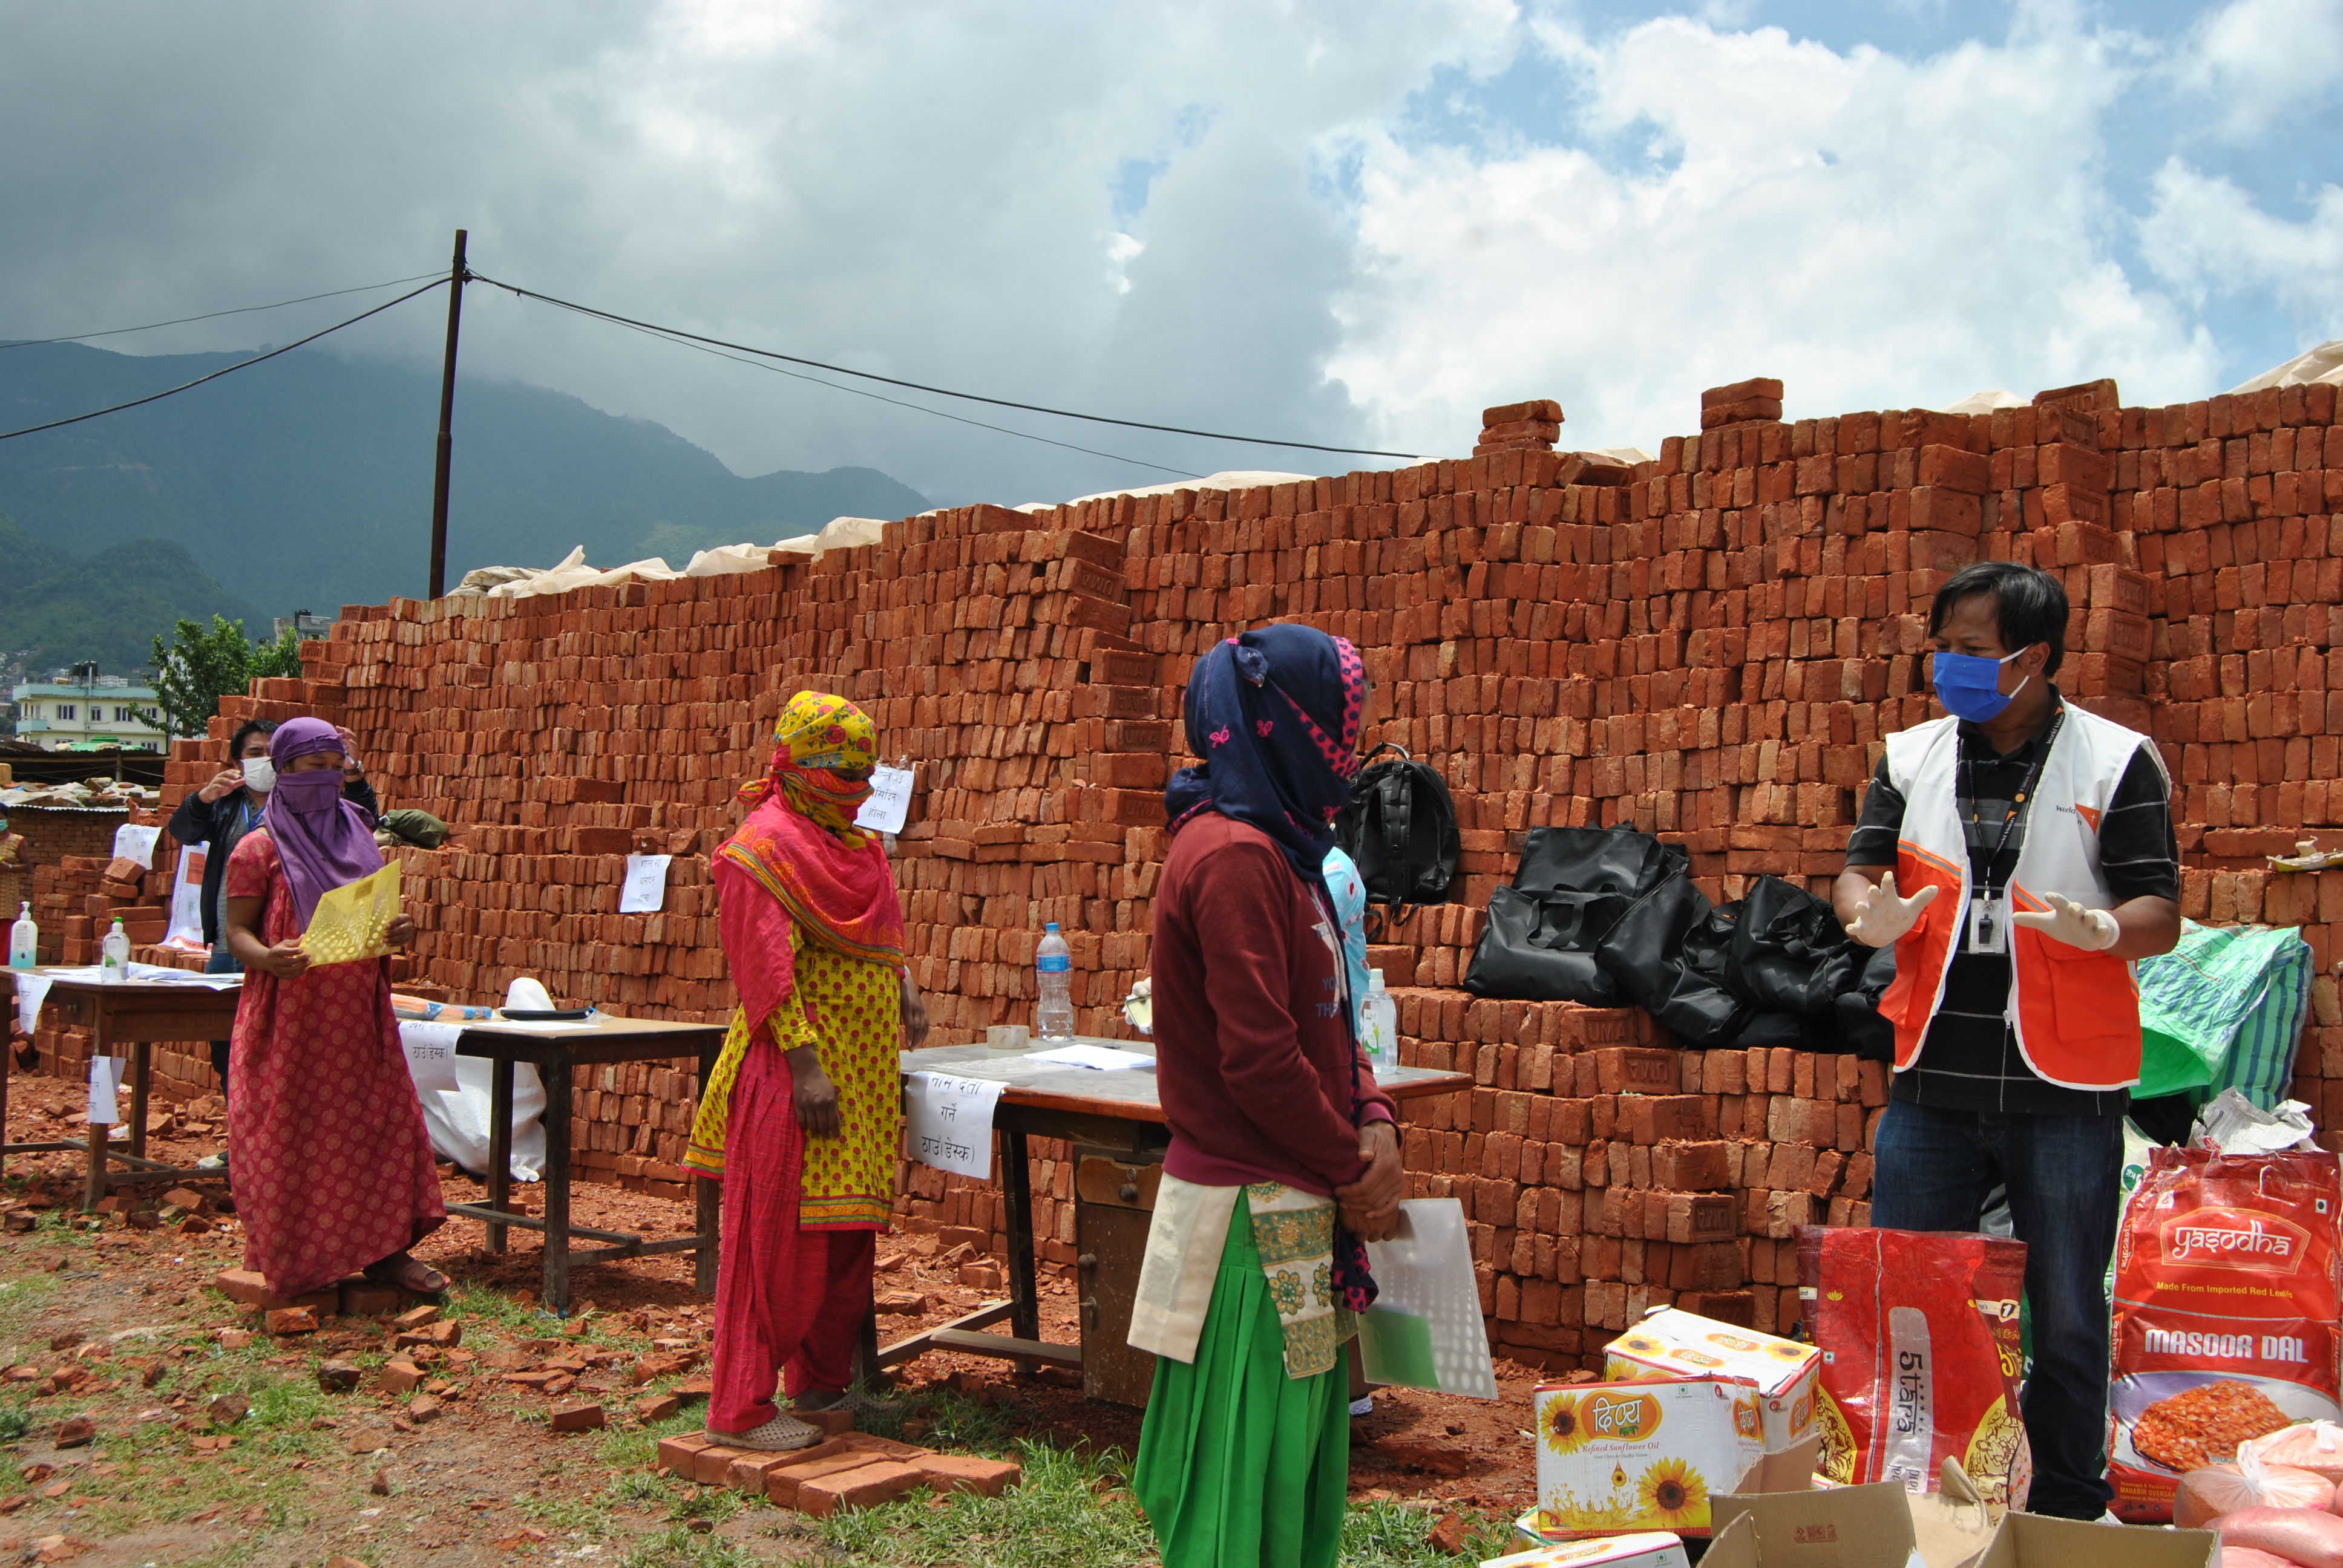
[1001,1127,1039,1344]
[82,1011,110,1212]
[693,1042,719,1298]
[128,1042,151,1163]
[485,1058,514,1255]
[1,1012,12,1181]
[542,1058,572,1316]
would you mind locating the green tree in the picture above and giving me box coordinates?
[145,616,303,740]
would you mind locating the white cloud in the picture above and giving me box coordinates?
[2178,0,2343,136]
[2140,158,2343,339]
[1326,10,2220,456]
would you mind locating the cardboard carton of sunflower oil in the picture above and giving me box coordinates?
[1605,1307,1823,1458]
[1486,1529,1691,1568]
[1530,1376,1766,1540]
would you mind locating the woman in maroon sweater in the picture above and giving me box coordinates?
[1129,624,1404,1568]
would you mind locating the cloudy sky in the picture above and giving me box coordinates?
[3,0,2339,509]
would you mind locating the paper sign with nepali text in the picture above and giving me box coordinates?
[854,765,915,836]
[618,854,670,914]
[905,1071,1005,1179]
[111,823,160,870]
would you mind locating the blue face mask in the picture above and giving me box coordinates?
[1931,647,2030,724]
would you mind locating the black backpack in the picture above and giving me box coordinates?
[1334,743,1460,927]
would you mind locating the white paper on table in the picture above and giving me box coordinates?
[13,973,53,1035]
[123,962,240,988]
[1020,1043,1156,1071]
[111,823,161,869]
[163,846,205,945]
[618,854,671,915]
[905,1071,1006,1178]
[854,765,915,835]
[398,1021,463,1094]
[87,1056,126,1125]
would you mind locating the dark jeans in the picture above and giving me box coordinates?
[205,944,242,1100]
[1869,1097,2121,1520]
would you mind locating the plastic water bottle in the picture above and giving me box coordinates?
[100,918,130,984]
[8,903,35,969]
[1035,922,1074,1040]
[1360,969,1398,1073]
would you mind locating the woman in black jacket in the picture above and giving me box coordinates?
[167,719,379,1153]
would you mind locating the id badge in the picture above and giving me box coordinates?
[1967,895,2007,955]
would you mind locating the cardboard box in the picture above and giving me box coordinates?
[1968,1512,2215,1568]
[1488,1530,1691,1568]
[1608,1307,1823,1455]
[1707,1483,1920,1568]
[1532,1376,1765,1539]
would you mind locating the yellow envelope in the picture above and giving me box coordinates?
[300,863,402,965]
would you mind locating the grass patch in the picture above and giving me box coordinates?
[445,1280,566,1337]
[514,1489,616,1537]
[669,1485,742,1527]
[608,1471,673,1506]
[852,1384,1017,1455]
[1342,1496,1516,1566]
[599,1408,704,1471]
[814,1440,1152,1568]
[808,1439,1510,1568]
[0,1272,60,1342]
[620,1525,760,1568]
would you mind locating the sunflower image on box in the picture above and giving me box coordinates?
[1528,1378,1763,1540]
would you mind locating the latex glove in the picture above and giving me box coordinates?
[1843,873,1941,949]
[2011,893,2119,952]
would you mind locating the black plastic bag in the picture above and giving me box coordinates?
[1512,826,1680,900]
[1728,875,1863,1021]
[1833,942,1899,1062]
[1464,887,1629,1004]
[1596,869,1752,1048]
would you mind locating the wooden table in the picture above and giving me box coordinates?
[447,1011,726,1316]
[883,1039,1472,1397]
[4,966,242,1210]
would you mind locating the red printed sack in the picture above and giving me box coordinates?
[1796,1226,2031,1505]
[2109,1146,2343,1522]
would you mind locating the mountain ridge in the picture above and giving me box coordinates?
[0,341,931,632]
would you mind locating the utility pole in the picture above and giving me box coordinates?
[427,229,470,599]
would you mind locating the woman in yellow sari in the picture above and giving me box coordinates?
[688,692,928,1450]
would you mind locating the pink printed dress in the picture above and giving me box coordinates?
[224,829,444,1297]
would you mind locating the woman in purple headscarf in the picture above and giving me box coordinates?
[221,717,447,1297]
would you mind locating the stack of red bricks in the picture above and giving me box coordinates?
[34,368,2329,1370]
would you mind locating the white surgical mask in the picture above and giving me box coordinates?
[241,756,277,795]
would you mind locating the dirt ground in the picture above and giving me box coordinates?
[0,1069,1542,1566]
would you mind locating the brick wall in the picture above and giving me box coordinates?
[97,371,2341,1367]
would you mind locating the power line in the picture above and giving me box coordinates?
[0,278,448,443]
[519,289,1198,478]
[470,270,1429,462]
[0,270,448,350]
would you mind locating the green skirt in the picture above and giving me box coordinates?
[1132,1191,1349,1568]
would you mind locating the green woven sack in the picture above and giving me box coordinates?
[2135,920,2312,1108]
[379,808,451,851]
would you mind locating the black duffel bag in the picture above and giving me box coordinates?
[1594,866,1753,1048]
[1464,826,1681,1003]
[1464,887,1632,1004]
[1728,875,1863,1021]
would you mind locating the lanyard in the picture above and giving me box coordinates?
[1959,708,2063,898]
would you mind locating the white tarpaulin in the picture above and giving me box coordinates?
[2230,339,2343,395]
[447,515,894,601]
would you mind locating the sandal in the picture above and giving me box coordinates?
[711,1413,824,1452]
[364,1253,450,1295]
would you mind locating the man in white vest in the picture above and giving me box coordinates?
[1835,560,2180,1520]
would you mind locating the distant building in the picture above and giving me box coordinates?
[9,666,165,752]
[272,610,337,642]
